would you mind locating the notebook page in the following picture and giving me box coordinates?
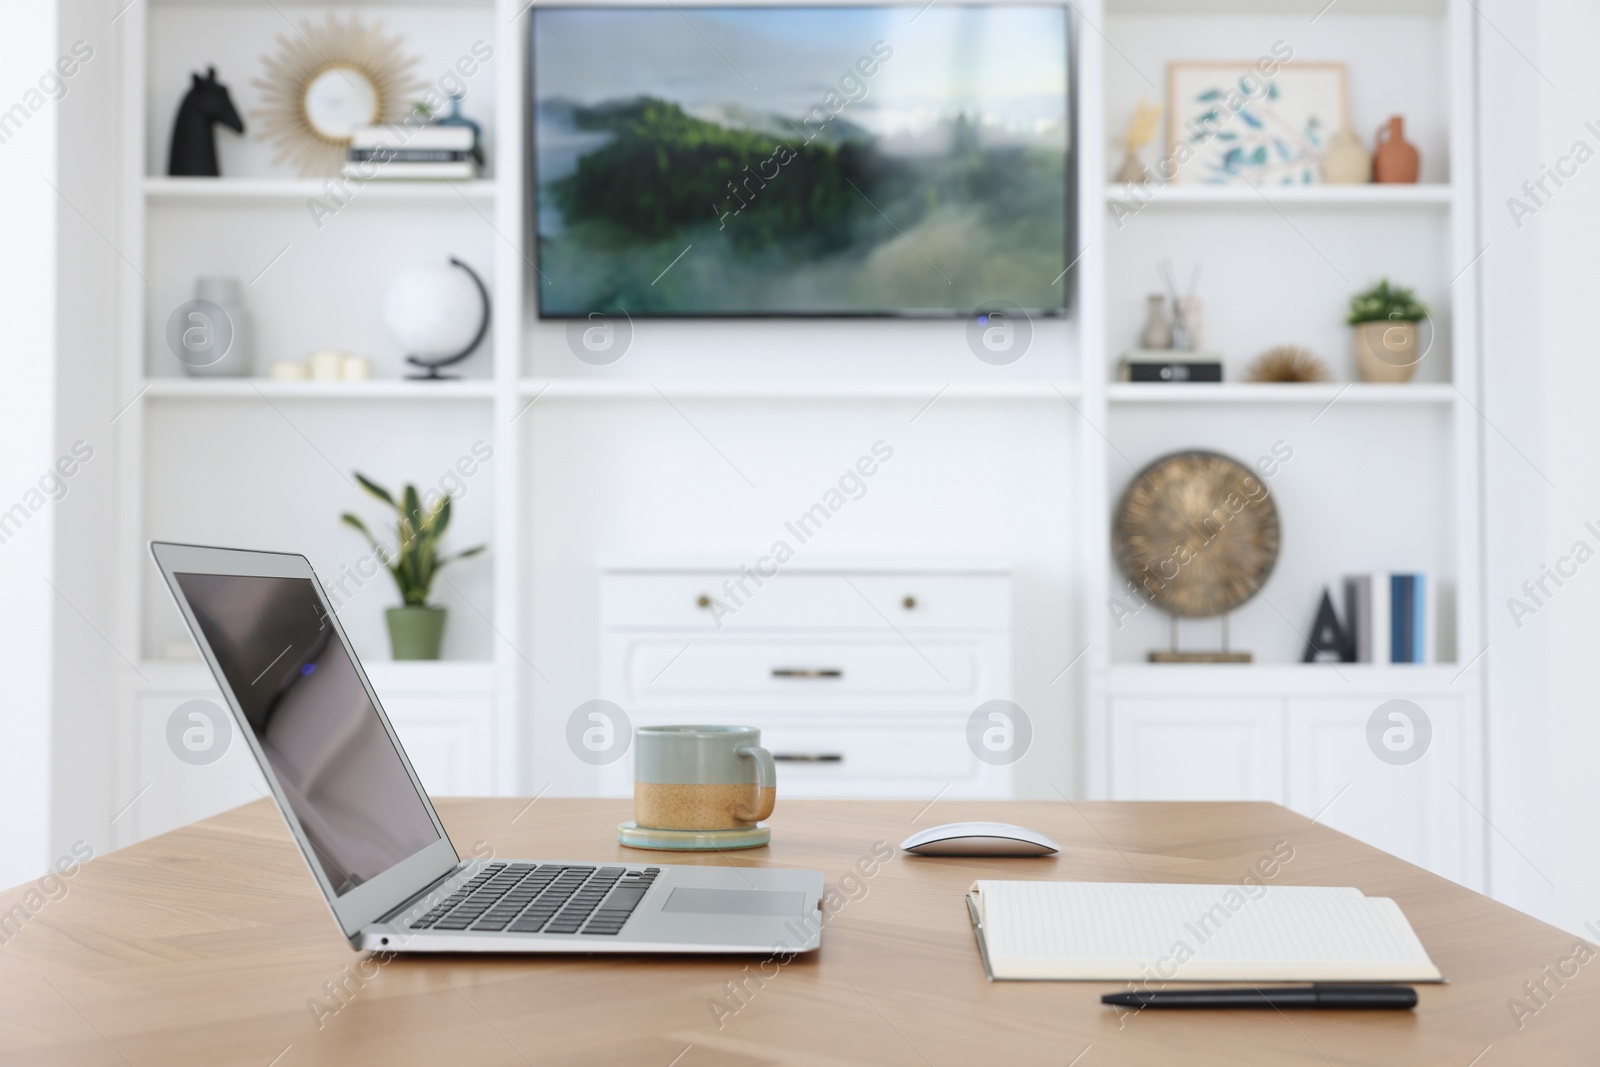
[972,881,1441,981]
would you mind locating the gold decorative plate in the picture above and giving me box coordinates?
[1112,450,1281,617]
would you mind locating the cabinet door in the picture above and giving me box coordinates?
[381,695,495,797]
[1110,698,1283,802]
[129,692,265,845]
[1287,698,1463,883]
[126,692,493,847]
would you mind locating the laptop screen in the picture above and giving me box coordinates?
[174,571,442,896]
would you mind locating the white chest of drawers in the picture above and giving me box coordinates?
[598,556,1014,799]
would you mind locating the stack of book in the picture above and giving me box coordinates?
[344,125,478,181]
[1342,573,1431,664]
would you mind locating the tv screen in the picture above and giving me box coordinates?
[531,5,1071,318]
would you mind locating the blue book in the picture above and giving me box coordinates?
[1393,575,1415,663]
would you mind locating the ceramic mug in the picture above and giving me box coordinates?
[634,725,776,831]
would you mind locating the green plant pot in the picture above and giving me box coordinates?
[386,606,446,660]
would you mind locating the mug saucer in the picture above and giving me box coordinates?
[617,821,771,851]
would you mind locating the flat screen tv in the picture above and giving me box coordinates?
[531,5,1072,318]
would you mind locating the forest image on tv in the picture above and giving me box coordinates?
[532,7,1069,316]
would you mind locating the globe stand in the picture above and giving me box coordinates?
[404,257,491,380]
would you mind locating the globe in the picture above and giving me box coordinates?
[384,264,485,357]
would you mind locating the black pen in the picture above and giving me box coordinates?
[1101,984,1418,1010]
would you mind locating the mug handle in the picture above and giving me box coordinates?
[734,744,776,822]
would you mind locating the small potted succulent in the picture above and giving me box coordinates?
[1346,279,1428,383]
[341,473,485,660]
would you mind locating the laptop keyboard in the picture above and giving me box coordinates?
[406,863,660,936]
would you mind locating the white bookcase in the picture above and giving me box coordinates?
[1084,0,1485,890]
[112,0,522,846]
[110,0,1487,890]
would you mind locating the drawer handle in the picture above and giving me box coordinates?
[771,668,843,679]
[772,753,844,763]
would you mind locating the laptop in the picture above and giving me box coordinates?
[151,541,824,955]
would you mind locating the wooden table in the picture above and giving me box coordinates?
[1,798,1595,1065]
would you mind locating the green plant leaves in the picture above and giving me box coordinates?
[354,473,396,507]
[340,472,486,608]
[1347,278,1427,325]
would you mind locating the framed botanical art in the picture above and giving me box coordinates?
[1166,60,1348,185]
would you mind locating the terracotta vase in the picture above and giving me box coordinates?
[1353,321,1419,383]
[1373,116,1420,184]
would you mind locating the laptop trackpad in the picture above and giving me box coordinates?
[661,887,805,916]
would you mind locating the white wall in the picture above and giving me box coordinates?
[523,398,1082,797]
[0,0,61,888]
[1479,0,1600,935]
[1535,0,1600,936]
[1477,0,1554,924]
[50,0,124,880]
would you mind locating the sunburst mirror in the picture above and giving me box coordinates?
[252,14,425,176]
[1112,450,1281,618]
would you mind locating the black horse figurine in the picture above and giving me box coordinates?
[168,67,244,177]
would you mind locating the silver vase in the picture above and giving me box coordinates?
[182,276,252,378]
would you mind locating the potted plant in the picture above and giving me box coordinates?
[341,473,485,660]
[1346,279,1428,383]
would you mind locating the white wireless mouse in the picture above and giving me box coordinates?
[899,821,1060,857]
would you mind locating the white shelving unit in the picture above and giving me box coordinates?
[113,0,525,844]
[1085,0,1485,889]
[110,0,1487,889]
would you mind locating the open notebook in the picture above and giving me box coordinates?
[966,881,1443,982]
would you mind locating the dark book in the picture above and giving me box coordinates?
[1120,360,1224,383]
[1342,575,1371,663]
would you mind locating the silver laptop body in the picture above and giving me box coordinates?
[151,541,824,955]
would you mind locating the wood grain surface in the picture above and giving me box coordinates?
[1,798,1595,1065]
